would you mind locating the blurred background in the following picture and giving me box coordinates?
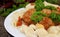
[0,0,60,37]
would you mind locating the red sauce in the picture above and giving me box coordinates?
[16,16,22,27]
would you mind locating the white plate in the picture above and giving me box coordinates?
[4,8,27,37]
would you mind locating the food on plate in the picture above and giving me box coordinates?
[41,9,52,15]
[34,28,48,37]
[47,26,59,34]
[29,24,36,30]
[13,0,60,37]
[36,23,44,29]
[39,17,54,29]
[16,16,22,27]
[22,8,36,25]
[19,25,28,33]
[56,7,60,14]
[26,3,35,10]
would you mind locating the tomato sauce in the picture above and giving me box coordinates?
[16,16,22,27]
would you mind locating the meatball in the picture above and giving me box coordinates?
[39,17,54,29]
[22,9,35,25]
[56,7,60,14]
[51,7,60,14]
[57,7,60,12]
[41,9,52,16]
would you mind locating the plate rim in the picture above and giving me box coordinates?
[4,8,25,37]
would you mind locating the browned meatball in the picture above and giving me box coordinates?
[41,9,52,16]
[56,7,60,14]
[22,9,36,25]
[39,17,54,29]
[51,7,60,14]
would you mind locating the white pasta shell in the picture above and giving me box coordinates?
[19,25,28,33]
[25,3,35,10]
[26,34,37,37]
[48,34,59,37]
[35,28,48,37]
[44,1,59,7]
[48,26,59,34]
[29,24,37,30]
[25,26,37,37]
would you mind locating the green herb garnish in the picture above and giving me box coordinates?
[30,11,46,22]
[56,15,60,22]
[46,0,58,4]
[49,12,60,22]
[35,0,45,11]
[18,2,29,8]
[45,6,57,10]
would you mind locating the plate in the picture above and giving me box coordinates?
[4,8,26,37]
